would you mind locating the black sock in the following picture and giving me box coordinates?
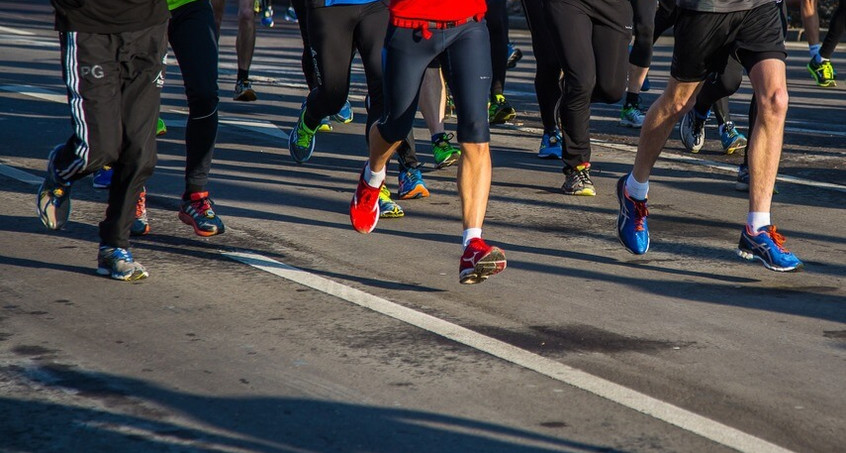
[625,92,640,107]
[237,68,249,82]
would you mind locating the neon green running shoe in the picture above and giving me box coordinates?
[432,132,460,169]
[378,184,404,218]
[156,117,167,136]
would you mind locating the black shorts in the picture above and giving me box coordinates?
[671,1,786,82]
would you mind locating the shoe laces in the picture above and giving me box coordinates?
[378,184,393,202]
[188,194,214,217]
[633,200,649,232]
[135,191,147,218]
[434,132,455,148]
[820,60,835,79]
[763,225,789,252]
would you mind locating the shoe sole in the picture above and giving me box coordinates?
[234,90,257,101]
[379,211,404,219]
[490,111,516,125]
[398,186,430,200]
[679,113,704,153]
[97,267,150,281]
[435,155,460,169]
[736,248,803,272]
[562,188,596,196]
[619,120,643,129]
[178,212,224,237]
[459,247,507,284]
[332,114,354,124]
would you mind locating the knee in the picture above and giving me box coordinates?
[186,88,219,117]
[237,6,253,23]
[593,82,625,104]
[758,88,789,118]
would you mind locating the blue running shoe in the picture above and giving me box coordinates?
[97,246,149,281]
[537,130,562,159]
[288,108,317,163]
[37,144,73,230]
[333,99,354,124]
[616,175,649,254]
[720,121,747,155]
[92,165,113,189]
[737,225,803,272]
[398,167,430,199]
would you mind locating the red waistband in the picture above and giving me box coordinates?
[391,14,484,39]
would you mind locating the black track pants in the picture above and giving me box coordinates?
[55,22,167,248]
[522,0,561,132]
[544,0,631,168]
[486,0,509,97]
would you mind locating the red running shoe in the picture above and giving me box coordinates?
[350,167,381,233]
[459,238,506,284]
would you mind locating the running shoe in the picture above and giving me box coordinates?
[234,79,257,101]
[156,117,167,136]
[92,165,113,189]
[97,246,149,281]
[489,94,516,124]
[178,191,225,237]
[735,164,779,193]
[616,175,649,255]
[807,58,836,87]
[283,5,297,22]
[317,116,333,132]
[719,121,747,155]
[398,167,429,199]
[130,188,150,236]
[432,132,461,169]
[333,99,354,124]
[37,144,72,230]
[620,102,646,128]
[459,238,506,284]
[378,184,404,218]
[506,42,523,69]
[561,162,596,196]
[538,129,562,159]
[288,108,317,163]
[737,225,803,272]
[679,109,706,153]
[350,166,381,233]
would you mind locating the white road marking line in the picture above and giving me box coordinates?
[0,26,35,35]
[0,162,42,185]
[0,84,66,103]
[223,250,795,453]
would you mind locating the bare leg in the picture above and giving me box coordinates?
[457,143,491,230]
[236,0,256,74]
[631,78,702,182]
[367,125,404,175]
[626,64,649,95]
[746,59,788,214]
[801,0,820,46]
[210,0,225,34]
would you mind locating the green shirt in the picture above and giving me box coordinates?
[167,0,199,11]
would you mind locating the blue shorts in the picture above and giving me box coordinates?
[377,20,492,144]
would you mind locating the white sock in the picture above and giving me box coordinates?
[809,43,822,62]
[462,228,482,247]
[747,212,771,232]
[625,173,649,200]
[364,162,385,188]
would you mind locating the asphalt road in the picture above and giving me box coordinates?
[0,3,844,453]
